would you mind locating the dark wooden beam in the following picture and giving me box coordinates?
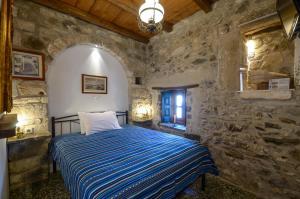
[193,0,212,13]
[74,0,79,7]
[107,0,173,32]
[152,84,199,90]
[29,0,149,43]
[88,0,97,13]
[240,12,282,37]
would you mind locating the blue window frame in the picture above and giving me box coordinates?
[161,90,186,125]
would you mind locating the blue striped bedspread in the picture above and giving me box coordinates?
[50,125,218,199]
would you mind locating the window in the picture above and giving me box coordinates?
[161,90,186,126]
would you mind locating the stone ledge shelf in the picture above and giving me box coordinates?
[238,90,293,100]
[7,131,51,144]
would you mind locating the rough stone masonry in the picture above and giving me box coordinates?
[11,0,149,190]
[11,0,300,198]
[145,0,300,198]
[12,0,148,132]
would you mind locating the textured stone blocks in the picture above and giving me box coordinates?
[14,19,35,33]
[8,134,51,190]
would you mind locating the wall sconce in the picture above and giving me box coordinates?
[16,115,28,128]
[16,114,29,138]
[246,40,256,59]
[136,105,152,120]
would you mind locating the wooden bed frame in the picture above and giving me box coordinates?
[50,110,206,191]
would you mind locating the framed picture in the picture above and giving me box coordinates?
[82,74,108,94]
[12,48,45,80]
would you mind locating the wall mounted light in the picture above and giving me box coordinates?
[16,114,29,137]
[16,114,28,128]
[246,39,256,59]
[136,104,152,120]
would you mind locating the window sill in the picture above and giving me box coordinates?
[238,89,293,100]
[159,123,186,132]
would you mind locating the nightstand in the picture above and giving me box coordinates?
[7,131,51,190]
[132,120,153,129]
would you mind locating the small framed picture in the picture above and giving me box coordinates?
[82,74,108,94]
[12,48,45,80]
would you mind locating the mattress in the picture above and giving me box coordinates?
[50,125,218,199]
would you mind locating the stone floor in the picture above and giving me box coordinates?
[10,173,258,199]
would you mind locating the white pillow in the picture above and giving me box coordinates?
[79,111,122,135]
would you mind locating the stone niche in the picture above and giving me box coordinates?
[246,29,294,90]
[241,14,295,92]
[131,87,152,122]
[248,30,294,74]
[11,80,48,134]
[155,89,193,133]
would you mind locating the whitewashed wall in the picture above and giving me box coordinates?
[0,139,9,199]
[47,44,129,119]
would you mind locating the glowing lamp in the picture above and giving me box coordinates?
[246,40,256,58]
[139,0,164,24]
[136,105,152,120]
[16,115,28,127]
[138,0,165,33]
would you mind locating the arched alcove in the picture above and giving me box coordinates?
[46,36,133,79]
[47,44,129,117]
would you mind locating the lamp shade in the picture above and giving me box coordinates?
[246,40,256,58]
[139,0,164,24]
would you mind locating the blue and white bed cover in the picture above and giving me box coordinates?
[50,125,218,199]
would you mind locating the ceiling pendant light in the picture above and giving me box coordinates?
[138,0,165,34]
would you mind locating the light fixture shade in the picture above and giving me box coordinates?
[246,40,256,58]
[139,0,164,24]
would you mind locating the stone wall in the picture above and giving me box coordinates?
[8,134,50,190]
[11,0,300,198]
[295,38,300,85]
[248,30,294,74]
[247,30,294,89]
[12,0,148,133]
[145,0,300,198]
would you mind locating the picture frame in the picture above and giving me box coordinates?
[82,74,108,94]
[12,48,45,80]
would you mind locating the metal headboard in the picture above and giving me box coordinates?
[51,111,129,138]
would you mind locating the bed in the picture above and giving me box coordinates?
[50,111,218,199]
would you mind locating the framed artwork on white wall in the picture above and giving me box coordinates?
[82,74,108,94]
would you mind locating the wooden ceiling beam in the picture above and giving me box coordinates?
[193,0,212,13]
[106,0,173,32]
[74,0,79,7]
[239,12,282,37]
[29,0,149,43]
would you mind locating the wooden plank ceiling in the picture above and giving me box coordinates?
[29,0,214,43]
